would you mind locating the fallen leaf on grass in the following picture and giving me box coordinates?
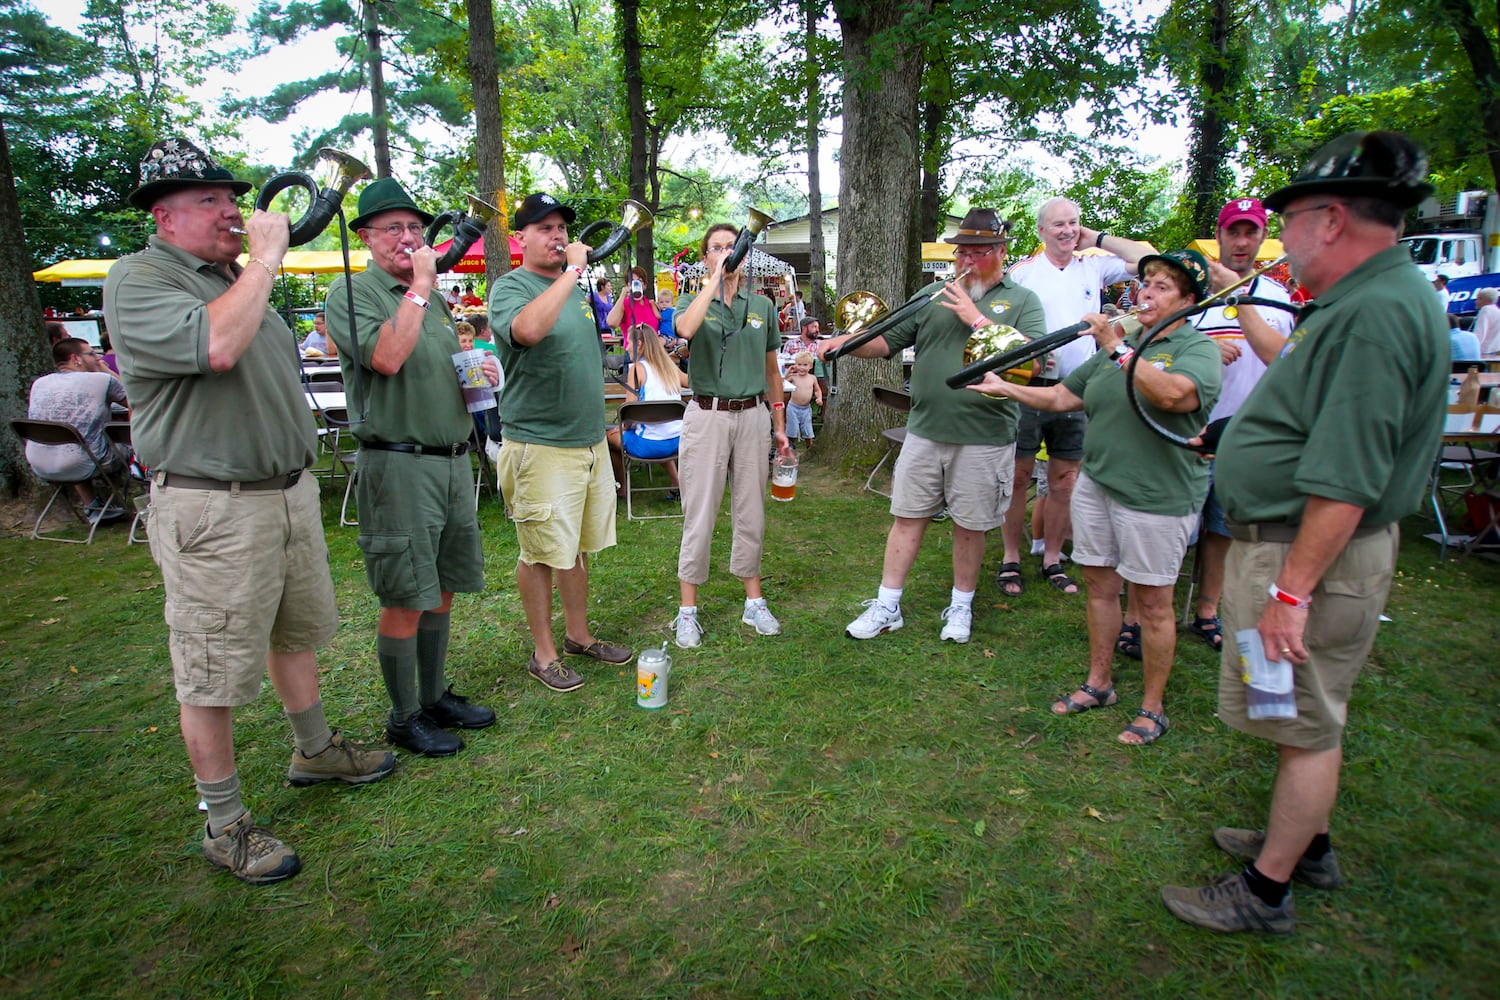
[708,751,720,759]
[560,934,584,961]
[39,618,60,626]
[1004,726,1016,737]
[509,827,528,837]
[1007,788,1027,797]
[69,666,77,674]
[543,893,559,910]
[50,596,68,603]
[982,649,996,658]
[1014,733,1039,749]
[1085,806,1105,821]
[973,819,986,837]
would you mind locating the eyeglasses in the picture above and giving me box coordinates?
[953,245,1001,260]
[375,223,426,238]
[1279,203,1337,225]
[705,245,736,254]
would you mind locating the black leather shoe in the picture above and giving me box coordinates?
[386,711,464,757]
[423,686,497,730]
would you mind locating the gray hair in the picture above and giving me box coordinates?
[1478,287,1499,306]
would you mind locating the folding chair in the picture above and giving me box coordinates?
[11,418,129,544]
[863,386,911,498]
[617,400,687,521]
[1432,404,1500,557]
[103,421,149,544]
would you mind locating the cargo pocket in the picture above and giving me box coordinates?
[357,531,419,602]
[509,502,553,525]
[167,604,229,694]
[1306,565,1391,654]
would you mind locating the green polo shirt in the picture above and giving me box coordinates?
[881,277,1047,446]
[489,268,606,448]
[102,235,316,479]
[325,262,474,446]
[678,286,780,398]
[1062,322,1221,515]
[1216,244,1448,527]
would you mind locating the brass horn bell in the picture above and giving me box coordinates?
[255,147,372,247]
[580,199,656,264]
[834,289,888,335]
[965,323,1038,385]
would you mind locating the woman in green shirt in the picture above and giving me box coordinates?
[966,249,1221,746]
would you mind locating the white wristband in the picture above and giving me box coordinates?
[403,290,428,310]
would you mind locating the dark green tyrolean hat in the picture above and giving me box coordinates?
[1263,131,1434,213]
[349,177,435,231]
[1137,248,1212,301]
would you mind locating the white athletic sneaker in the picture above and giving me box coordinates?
[939,603,973,643]
[741,598,782,636]
[673,608,704,649]
[845,599,904,639]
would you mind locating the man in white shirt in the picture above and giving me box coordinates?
[998,197,1151,597]
[1186,198,1298,653]
[1473,287,1500,355]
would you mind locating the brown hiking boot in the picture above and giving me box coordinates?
[201,813,301,885]
[287,732,397,787]
[1213,827,1343,889]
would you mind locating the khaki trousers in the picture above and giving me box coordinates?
[677,402,771,584]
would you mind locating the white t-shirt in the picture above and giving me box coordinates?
[1192,275,1295,422]
[1007,252,1133,377]
[25,370,128,479]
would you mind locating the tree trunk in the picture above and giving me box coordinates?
[466,0,510,284]
[824,0,931,471]
[363,0,393,178]
[917,58,949,242]
[1439,0,1500,188]
[805,0,827,323]
[619,0,655,290]
[1186,0,1234,235]
[0,117,50,496]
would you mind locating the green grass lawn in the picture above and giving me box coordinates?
[1,460,1497,998]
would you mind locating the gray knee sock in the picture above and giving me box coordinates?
[197,772,245,837]
[377,633,421,722]
[416,611,452,708]
[285,700,333,757]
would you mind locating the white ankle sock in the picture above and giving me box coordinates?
[877,586,903,612]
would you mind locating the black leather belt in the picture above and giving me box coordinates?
[1226,520,1386,543]
[695,395,763,412]
[362,441,471,457]
[159,469,303,492]
[1028,377,1060,386]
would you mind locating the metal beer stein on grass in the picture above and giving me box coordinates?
[637,642,672,709]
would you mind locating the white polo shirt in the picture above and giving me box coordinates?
[1007,252,1133,378]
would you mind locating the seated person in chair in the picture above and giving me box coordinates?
[25,337,129,519]
[607,324,688,497]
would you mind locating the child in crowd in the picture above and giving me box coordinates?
[456,321,476,352]
[785,350,821,449]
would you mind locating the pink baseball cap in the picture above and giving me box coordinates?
[1217,197,1267,231]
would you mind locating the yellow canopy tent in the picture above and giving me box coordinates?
[34,252,369,286]
[1188,238,1284,262]
[32,259,115,285]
